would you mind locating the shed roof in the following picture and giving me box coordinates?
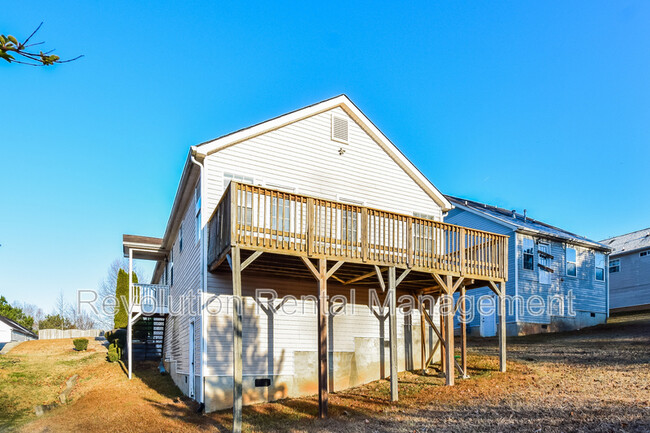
[447,196,610,251]
[601,228,650,256]
[0,315,37,339]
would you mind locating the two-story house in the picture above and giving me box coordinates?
[122,96,509,431]
[445,196,611,336]
[601,228,650,313]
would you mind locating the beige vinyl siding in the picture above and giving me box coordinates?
[204,107,442,222]
[163,179,202,375]
[205,273,422,377]
[201,106,441,378]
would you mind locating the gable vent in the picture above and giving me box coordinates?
[331,115,349,143]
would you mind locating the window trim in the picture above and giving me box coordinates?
[522,237,535,270]
[566,246,577,278]
[595,252,605,282]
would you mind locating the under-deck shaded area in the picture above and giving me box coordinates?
[206,182,510,432]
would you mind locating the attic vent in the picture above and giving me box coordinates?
[331,115,349,143]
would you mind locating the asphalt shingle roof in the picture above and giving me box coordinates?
[601,228,650,255]
[447,196,610,251]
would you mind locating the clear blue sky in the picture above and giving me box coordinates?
[2,1,649,312]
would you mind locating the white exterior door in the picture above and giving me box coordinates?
[539,243,551,285]
[479,295,497,337]
[188,321,195,399]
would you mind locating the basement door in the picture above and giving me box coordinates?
[479,294,497,337]
[188,321,195,399]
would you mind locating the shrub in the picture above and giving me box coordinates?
[105,328,126,348]
[107,341,122,362]
[73,338,89,351]
[107,347,119,362]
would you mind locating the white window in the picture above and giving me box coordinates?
[223,173,254,189]
[271,197,291,233]
[609,259,620,273]
[195,182,201,243]
[640,250,650,257]
[566,247,577,277]
[169,250,174,286]
[595,253,605,281]
[523,238,534,270]
[224,173,254,225]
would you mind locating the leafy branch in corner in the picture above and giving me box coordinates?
[0,22,83,66]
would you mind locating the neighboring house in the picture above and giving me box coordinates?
[122,95,509,422]
[601,228,650,313]
[0,315,37,348]
[445,196,611,336]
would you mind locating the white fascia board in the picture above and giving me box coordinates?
[192,95,452,212]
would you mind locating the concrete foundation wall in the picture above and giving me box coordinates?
[204,325,436,412]
[467,311,607,336]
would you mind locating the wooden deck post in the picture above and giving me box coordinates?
[419,291,426,374]
[498,281,507,373]
[444,275,455,386]
[388,267,398,401]
[231,246,243,433]
[317,258,328,418]
[439,303,446,375]
[459,287,467,376]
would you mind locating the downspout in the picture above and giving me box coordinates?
[190,152,207,406]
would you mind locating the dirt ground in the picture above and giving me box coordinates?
[7,312,650,433]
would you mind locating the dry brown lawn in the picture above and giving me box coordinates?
[3,312,649,432]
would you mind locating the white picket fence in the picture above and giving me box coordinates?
[38,329,104,340]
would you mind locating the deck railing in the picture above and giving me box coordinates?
[131,283,169,314]
[207,182,508,280]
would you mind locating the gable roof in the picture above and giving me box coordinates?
[192,94,452,212]
[0,315,37,338]
[148,95,453,283]
[601,228,650,256]
[447,196,610,251]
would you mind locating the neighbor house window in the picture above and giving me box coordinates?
[566,247,577,277]
[640,250,650,257]
[523,238,534,270]
[609,259,620,273]
[595,253,605,281]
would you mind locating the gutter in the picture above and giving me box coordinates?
[189,151,207,407]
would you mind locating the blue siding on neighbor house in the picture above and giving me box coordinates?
[446,208,607,328]
[446,208,517,325]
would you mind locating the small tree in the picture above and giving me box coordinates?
[39,314,73,330]
[0,296,35,332]
[114,269,138,329]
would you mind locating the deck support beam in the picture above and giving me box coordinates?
[443,275,455,386]
[300,258,344,419]
[388,267,398,401]
[375,266,409,402]
[231,246,243,433]
[317,258,328,419]
[488,281,507,373]
[459,286,469,378]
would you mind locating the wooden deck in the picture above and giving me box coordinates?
[207,182,508,282]
[205,182,509,431]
